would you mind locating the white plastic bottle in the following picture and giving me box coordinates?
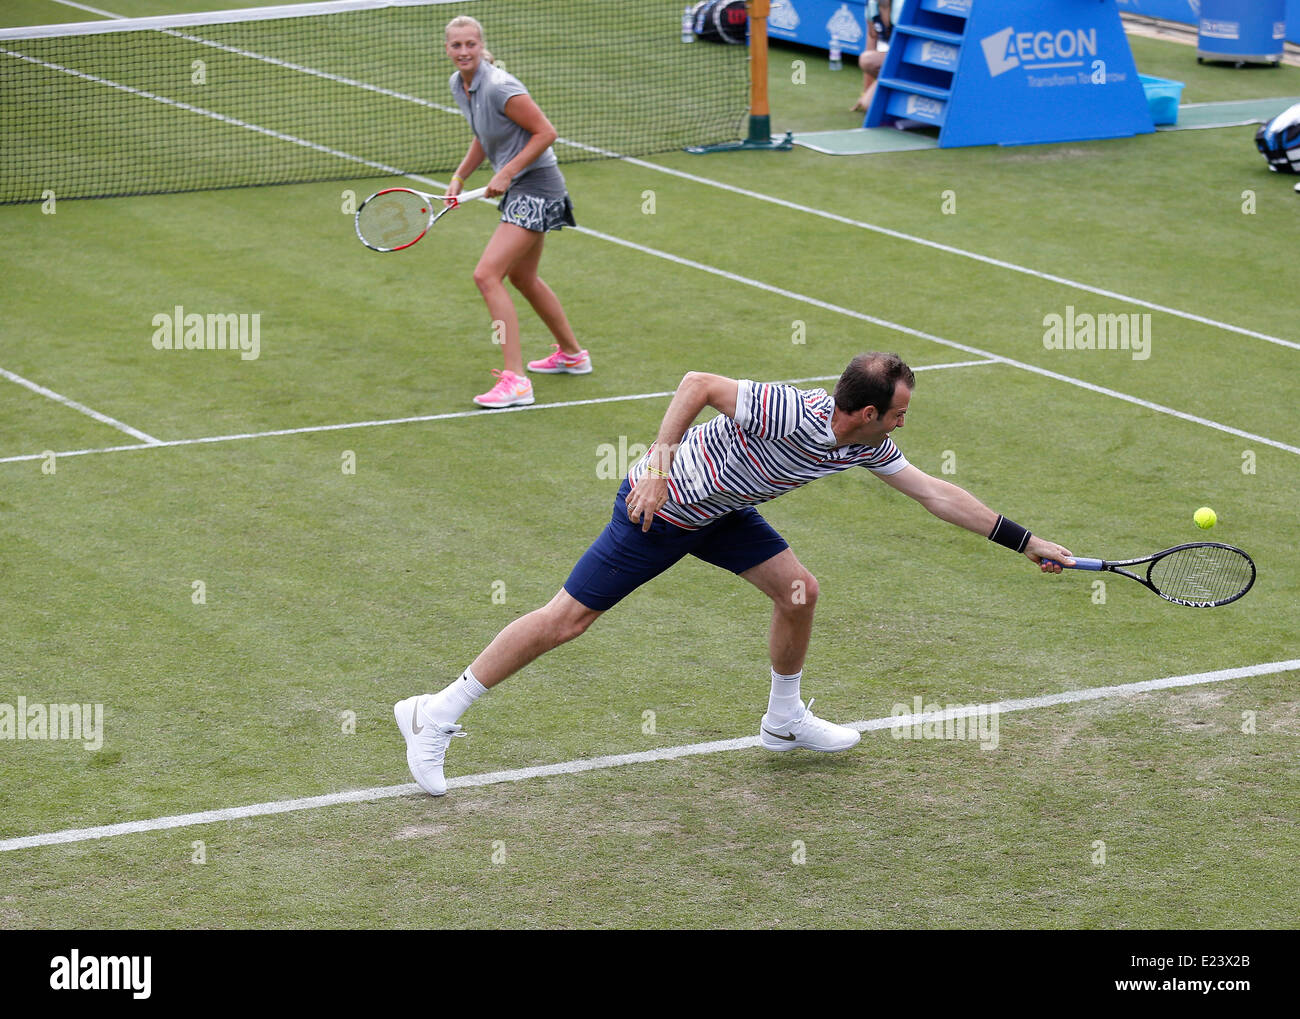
[829,36,842,70]
[682,6,695,43]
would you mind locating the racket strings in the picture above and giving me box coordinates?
[1148,546,1254,605]
[356,190,429,250]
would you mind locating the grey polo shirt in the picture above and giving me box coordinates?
[450,62,558,178]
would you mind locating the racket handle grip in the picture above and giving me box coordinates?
[1046,557,1103,571]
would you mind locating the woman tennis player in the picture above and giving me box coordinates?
[444,16,593,408]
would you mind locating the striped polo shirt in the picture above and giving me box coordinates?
[628,380,908,529]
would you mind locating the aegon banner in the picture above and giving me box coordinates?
[940,0,1153,147]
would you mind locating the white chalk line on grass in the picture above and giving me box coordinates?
[47,0,121,18]
[0,46,422,180]
[5,213,1295,464]
[24,0,1292,356]
[0,360,994,465]
[618,156,1300,353]
[0,366,160,444]
[2,658,1295,854]
[7,33,1293,459]
[569,225,1300,458]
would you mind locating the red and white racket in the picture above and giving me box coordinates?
[355,185,488,252]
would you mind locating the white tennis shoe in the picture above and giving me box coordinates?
[395,694,465,796]
[759,698,860,753]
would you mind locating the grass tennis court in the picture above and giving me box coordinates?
[1,0,1298,929]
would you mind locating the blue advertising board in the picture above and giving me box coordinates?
[767,0,873,55]
[1115,0,1299,45]
[866,0,1154,147]
[765,1,1300,51]
[949,0,1154,146]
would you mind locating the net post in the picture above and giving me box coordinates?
[686,0,792,154]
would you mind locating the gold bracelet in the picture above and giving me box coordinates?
[644,466,671,479]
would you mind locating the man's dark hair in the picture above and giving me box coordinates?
[833,353,915,415]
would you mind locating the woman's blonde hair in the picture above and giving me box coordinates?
[444,15,493,63]
[445,15,483,40]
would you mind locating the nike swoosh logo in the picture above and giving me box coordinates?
[411,703,424,735]
[763,727,796,742]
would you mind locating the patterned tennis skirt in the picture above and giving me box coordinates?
[498,165,576,233]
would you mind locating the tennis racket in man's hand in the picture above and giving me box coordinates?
[355,186,487,252]
[1045,542,1255,607]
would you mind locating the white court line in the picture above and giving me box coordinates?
[0,366,160,444]
[3,44,1293,460]
[0,48,419,181]
[618,156,1300,352]
[22,1,478,124]
[404,175,1300,461]
[7,206,1300,463]
[3,190,1295,462]
[28,0,1290,354]
[3,658,1295,853]
[46,0,121,17]
[569,224,1300,458]
[0,361,996,465]
[9,0,473,37]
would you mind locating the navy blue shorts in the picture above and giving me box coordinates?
[563,479,790,611]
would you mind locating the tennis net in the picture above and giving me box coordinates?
[0,0,748,203]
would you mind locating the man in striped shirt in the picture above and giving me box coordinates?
[397,352,1076,796]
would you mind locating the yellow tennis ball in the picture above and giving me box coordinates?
[1194,507,1217,529]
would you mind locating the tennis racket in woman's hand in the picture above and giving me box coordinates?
[355,186,487,252]
[1045,542,1255,607]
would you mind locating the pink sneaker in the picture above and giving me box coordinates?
[527,344,592,374]
[473,369,535,408]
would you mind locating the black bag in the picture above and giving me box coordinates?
[691,1,748,45]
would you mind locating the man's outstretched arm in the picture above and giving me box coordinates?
[878,464,1076,572]
[626,372,737,531]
